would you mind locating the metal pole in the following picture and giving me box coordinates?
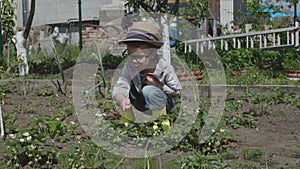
[22,0,28,26]
[0,104,4,139]
[78,0,83,51]
[294,2,297,26]
[0,0,3,60]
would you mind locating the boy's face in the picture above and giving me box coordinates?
[126,42,157,70]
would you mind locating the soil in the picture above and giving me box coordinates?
[0,67,299,168]
[227,103,300,168]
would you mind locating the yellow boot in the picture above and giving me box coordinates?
[152,107,170,129]
[119,108,135,123]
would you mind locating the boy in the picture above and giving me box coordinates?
[112,22,182,127]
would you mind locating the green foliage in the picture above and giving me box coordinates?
[289,144,300,157]
[2,104,78,168]
[281,48,300,71]
[224,99,258,129]
[243,0,271,31]
[57,140,106,169]
[243,148,264,161]
[183,0,207,23]
[1,85,299,168]
[0,82,12,100]
[125,0,207,23]
[29,44,78,75]
[125,0,168,13]
[221,48,254,71]
[252,49,282,70]
[2,113,18,134]
[34,84,54,96]
[178,151,230,169]
[220,149,237,160]
[1,0,16,41]
[4,130,58,168]
[102,54,124,68]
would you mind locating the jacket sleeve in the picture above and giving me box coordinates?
[112,64,131,99]
[162,64,182,96]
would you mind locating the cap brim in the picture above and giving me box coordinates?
[118,39,163,48]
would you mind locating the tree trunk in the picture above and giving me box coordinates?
[15,31,28,76]
[24,0,35,39]
[161,18,171,65]
[15,0,35,76]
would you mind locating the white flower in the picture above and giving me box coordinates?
[95,113,102,117]
[70,121,75,125]
[9,134,16,139]
[153,122,159,130]
[220,128,225,132]
[20,138,25,142]
[212,129,216,133]
[30,144,36,149]
[55,118,60,121]
[23,132,30,137]
[26,136,32,141]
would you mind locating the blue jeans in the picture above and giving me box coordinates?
[129,84,175,113]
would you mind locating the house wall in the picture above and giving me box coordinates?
[208,0,220,21]
[220,0,234,29]
[16,0,112,27]
[220,0,246,30]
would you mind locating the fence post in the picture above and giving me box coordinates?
[295,21,299,47]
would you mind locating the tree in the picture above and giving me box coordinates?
[1,0,16,42]
[14,0,35,76]
[0,0,17,59]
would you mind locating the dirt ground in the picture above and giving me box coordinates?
[0,67,299,168]
[227,103,300,168]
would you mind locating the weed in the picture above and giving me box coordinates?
[291,96,300,109]
[48,95,64,106]
[243,148,264,162]
[289,144,300,157]
[271,110,284,117]
[0,82,12,101]
[3,129,59,168]
[2,113,18,134]
[26,101,43,107]
[220,149,237,160]
[56,141,103,168]
[178,151,231,169]
[34,84,55,96]
[233,163,259,169]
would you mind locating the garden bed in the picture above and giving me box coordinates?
[0,76,298,168]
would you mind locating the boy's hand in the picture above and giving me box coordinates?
[144,75,163,89]
[120,98,132,111]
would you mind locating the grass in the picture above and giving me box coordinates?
[220,149,237,160]
[198,69,300,86]
[270,110,284,117]
[243,148,264,162]
[290,144,300,157]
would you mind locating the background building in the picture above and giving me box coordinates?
[16,0,126,27]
